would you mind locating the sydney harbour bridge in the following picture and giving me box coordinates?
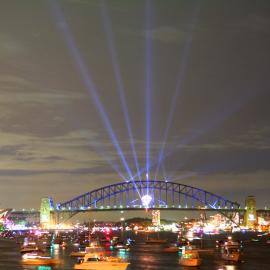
[39,179,249,227]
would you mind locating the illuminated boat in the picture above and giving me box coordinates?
[114,242,130,251]
[70,244,106,257]
[162,243,179,252]
[220,237,241,262]
[20,242,39,254]
[74,253,129,270]
[21,253,61,266]
[179,246,202,267]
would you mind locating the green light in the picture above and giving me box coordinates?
[37,266,52,270]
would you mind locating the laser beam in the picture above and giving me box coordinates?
[49,0,133,180]
[145,0,154,195]
[155,2,201,179]
[131,89,259,181]
[99,0,142,184]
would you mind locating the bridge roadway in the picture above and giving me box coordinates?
[10,208,270,214]
[7,208,270,227]
[51,208,270,218]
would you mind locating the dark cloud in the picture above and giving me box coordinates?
[0,164,116,177]
[0,144,26,156]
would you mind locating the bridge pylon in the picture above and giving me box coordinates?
[40,197,55,228]
[244,196,257,229]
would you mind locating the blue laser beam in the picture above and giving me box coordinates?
[91,140,128,181]
[145,0,154,195]
[155,2,201,179]
[60,101,127,180]
[74,130,128,181]
[49,0,133,180]
[99,0,142,183]
[130,89,259,181]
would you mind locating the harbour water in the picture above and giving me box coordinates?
[1,232,270,270]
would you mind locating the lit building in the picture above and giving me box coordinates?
[152,210,160,226]
[9,210,39,227]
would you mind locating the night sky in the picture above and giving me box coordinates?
[0,0,270,211]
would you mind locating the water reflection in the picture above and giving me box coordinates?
[217,266,237,270]
[37,267,52,270]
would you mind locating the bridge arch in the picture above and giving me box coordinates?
[57,180,240,212]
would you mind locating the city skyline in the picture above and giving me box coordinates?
[0,0,270,210]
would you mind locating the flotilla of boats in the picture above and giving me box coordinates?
[4,229,252,269]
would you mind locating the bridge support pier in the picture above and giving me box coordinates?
[40,197,55,228]
[244,196,257,229]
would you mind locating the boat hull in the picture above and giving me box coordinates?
[74,262,129,270]
[179,258,202,267]
[70,251,87,257]
[20,248,39,254]
[221,253,240,262]
[22,258,60,266]
[163,247,179,252]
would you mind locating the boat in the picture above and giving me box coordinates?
[74,253,129,270]
[20,241,39,254]
[179,245,202,267]
[21,253,61,266]
[251,238,260,242]
[177,237,189,247]
[114,241,130,251]
[220,237,241,262]
[38,239,51,249]
[145,231,167,244]
[110,236,120,246]
[70,250,89,257]
[70,243,106,257]
[216,239,225,249]
[162,243,179,252]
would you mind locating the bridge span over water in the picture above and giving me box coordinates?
[39,180,243,226]
[4,180,266,228]
[6,180,268,228]
[56,180,240,212]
